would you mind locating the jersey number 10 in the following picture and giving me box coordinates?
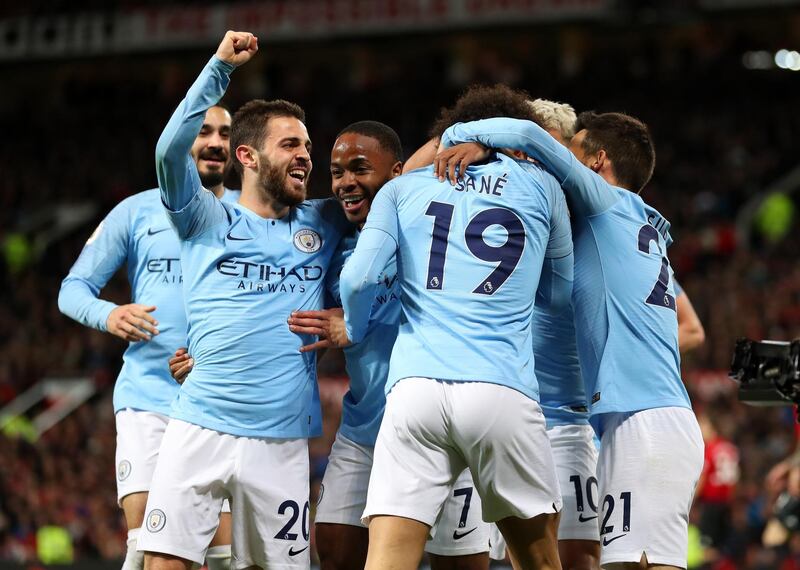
[425,201,525,295]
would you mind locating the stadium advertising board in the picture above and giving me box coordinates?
[0,0,610,60]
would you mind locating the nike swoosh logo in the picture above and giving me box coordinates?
[288,546,309,557]
[148,227,170,236]
[578,514,598,523]
[453,527,477,540]
[602,534,627,546]
[226,231,253,241]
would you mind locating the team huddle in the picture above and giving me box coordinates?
[58,31,705,570]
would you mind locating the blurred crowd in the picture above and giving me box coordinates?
[2,13,800,567]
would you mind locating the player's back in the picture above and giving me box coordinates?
[385,154,571,400]
[572,188,690,420]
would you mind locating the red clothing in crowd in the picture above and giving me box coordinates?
[699,436,739,504]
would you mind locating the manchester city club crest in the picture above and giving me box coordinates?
[293,229,322,253]
[117,459,132,481]
[146,509,167,532]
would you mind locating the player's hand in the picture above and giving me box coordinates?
[434,142,490,185]
[215,31,259,67]
[169,347,193,385]
[106,304,159,342]
[287,308,352,352]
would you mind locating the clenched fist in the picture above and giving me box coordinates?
[215,31,259,67]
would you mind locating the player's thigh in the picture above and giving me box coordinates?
[451,382,561,522]
[315,523,369,570]
[315,433,373,569]
[121,492,150,531]
[233,437,311,570]
[315,433,373,528]
[559,540,601,570]
[364,378,465,528]
[209,510,232,547]
[115,409,169,510]
[427,469,490,558]
[428,552,490,570]
[496,512,560,570]
[137,420,232,565]
[549,424,601,542]
[597,408,703,569]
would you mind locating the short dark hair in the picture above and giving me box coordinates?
[429,84,538,140]
[337,121,403,162]
[574,111,656,193]
[231,99,306,173]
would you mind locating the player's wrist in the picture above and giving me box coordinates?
[210,55,236,74]
[100,302,120,332]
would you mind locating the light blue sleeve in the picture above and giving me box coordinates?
[156,56,234,239]
[57,201,130,332]
[442,118,620,217]
[340,185,399,343]
[325,231,357,308]
[536,254,574,312]
[673,278,684,297]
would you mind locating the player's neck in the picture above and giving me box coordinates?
[239,187,291,219]
[209,184,226,199]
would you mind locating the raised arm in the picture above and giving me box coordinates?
[340,184,399,343]
[156,56,235,212]
[157,32,257,238]
[441,118,619,217]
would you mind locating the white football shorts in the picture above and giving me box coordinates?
[550,423,601,541]
[364,378,561,527]
[316,432,490,555]
[487,423,600,560]
[425,468,491,556]
[115,408,169,504]
[597,407,704,568]
[137,420,310,569]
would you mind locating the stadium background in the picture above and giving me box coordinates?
[2,0,800,567]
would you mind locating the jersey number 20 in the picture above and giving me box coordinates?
[425,201,525,295]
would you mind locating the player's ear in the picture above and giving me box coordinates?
[236,145,258,171]
[591,149,607,173]
[391,161,403,178]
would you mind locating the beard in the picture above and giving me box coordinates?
[197,148,229,189]
[199,168,225,189]
[257,153,308,207]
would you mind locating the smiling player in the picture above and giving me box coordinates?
[58,103,239,570]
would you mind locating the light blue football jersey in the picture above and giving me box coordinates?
[340,154,573,401]
[534,303,590,430]
[443,118,691,430]
[58,188,239,416]
[326,230,400,447]
[156,56,350,438]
